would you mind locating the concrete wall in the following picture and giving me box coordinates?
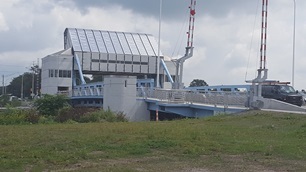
[129,99,150,121]
[254,96,306,112]
[103,75,149,121]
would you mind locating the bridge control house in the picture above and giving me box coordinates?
[41,28,177,121]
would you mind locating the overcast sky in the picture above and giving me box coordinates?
[0,0,305,90]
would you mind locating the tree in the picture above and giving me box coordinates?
[6,72,37,98]
[6,64,41,99]
[189,79,208,87]
[34,94,69,116]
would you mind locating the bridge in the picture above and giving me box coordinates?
[62,81,249,120]
[59,79,306,121]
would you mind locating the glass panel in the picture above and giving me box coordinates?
[77,29,90,52]
[109,32,123,54]
[125,33,139,55]
[133,34,148,56]
[148,35,162,56]
[93,30,107,53]
[101,31,115,53]
[117,32,131,54]
[140,34,156,56]
[68,29,82,51]
[50,69,54,77]
[68,70,71,78]
[85,30,99,52]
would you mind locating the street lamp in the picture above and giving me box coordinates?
[292,0,296,87]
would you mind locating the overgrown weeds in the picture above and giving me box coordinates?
[1,111,306,171]
[0,94,127,125]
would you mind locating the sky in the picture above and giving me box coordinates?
[0,0,305,90]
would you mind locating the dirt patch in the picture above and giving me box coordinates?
[49,153,306,172]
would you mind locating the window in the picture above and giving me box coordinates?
[49,69,54,77]
[50,69,71,78]
[59,70,63,77]
[67,70,71,78]
[63,70,68,78]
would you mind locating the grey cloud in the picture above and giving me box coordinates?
[0,21,61,53]
[57,0,259,20]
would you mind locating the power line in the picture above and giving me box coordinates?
[0,64,26,68]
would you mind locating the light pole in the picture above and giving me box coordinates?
[292,0,296,87]
[21,73,24,100]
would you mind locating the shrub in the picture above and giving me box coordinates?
[38,116,56,124]
[56,107,127,123]
[81,109,128,123]
[55,107,97,123]
[34,94,69,116]
[10,99,22,107]
[0,105,43,125]
[24,109,40,124]
[0,95,10,107]
[0,106,30,125]
[0,113,26,125]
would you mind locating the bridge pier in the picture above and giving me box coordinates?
[103,75,150,121]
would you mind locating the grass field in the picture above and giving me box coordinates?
[1,110,306,172]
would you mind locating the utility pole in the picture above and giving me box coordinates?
[2,75,4,95]
[21,74,24,99]
[36,58,40,96]
[31,62,35,99]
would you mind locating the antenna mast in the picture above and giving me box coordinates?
[173,0,196,89]
[260,0,268,70]
[248,0,269,98]
[187,0,196,48]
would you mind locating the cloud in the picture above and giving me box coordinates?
[0,0,306,90]
[0,13,9,31]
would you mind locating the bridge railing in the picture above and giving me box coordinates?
[71,87,103,97]
[66,86,248,107]
[138,88,248,107]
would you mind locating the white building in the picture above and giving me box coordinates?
[41,28,177,95]
[41,49,73,94]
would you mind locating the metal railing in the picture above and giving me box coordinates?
[71,87,103,97]
[62,85,248,107]
[137,88,249,107]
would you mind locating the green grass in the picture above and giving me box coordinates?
[1,110,306,171]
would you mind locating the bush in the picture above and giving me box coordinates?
[56,107,97,123]
[34,94,69,116]
[0,95,10,107]
[24,109,40,124]
[0,106,37,125]
[80,109,128,123]
[56,107,127,123]
[0,105,127,125]
[0,113,26,125]
[38,116,56,124]
[0,105,42,125]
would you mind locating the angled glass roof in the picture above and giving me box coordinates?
[64,28,162,57]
